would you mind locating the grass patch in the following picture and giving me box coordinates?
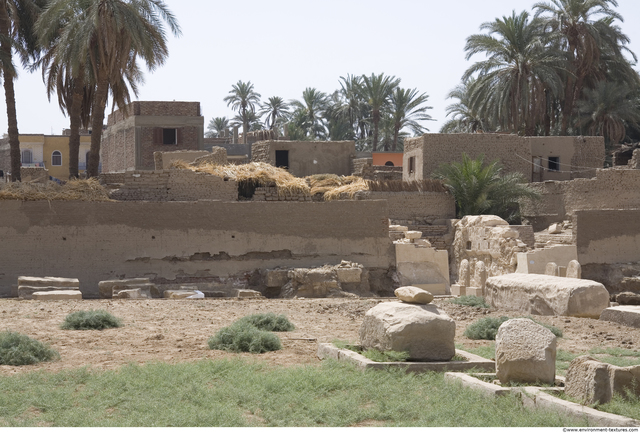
[0,359,590,427]
[456,343,495,361]
[61,310,123,331]
[463,316,562,341]
[208,322,281,353]
[0,331,59,366]
[361,348,410,363]
[588,347,639,357]
[449,296,490,308]
[235,313,295,332]
[553,388,640,421]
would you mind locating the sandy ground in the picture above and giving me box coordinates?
[0,297,638,376]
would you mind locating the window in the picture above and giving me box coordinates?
[384,161,394,167]
[275,150,289,169]
[163,128,177,145]
[21,149,32,164]
[51,151,62,166]
[408,156,416,174]
[548,156,560,172]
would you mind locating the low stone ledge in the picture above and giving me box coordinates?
[317,343,494,373]
[600,306,640,328]
[32,290,82,301]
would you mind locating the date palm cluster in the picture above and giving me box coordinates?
[212,73,435,152]
[442,0,640,146]
[0,0,180,181]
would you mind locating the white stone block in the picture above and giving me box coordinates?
[405,231,423,240]
[394,286,433,304]
[451,284,466,296]
[32,290,82,300]
[336,267,362,283]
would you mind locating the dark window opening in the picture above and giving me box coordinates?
[51,150,62,166]
[408,156,415,174]
[21,149,32,164]
[275,150,289,169]
[466,241,472,250]
[385,161,394,167]
[163,128,177,145]
[548,156,560,172]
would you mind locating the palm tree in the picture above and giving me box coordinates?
[388,87,433,151]
[0,0,44,181]
[463,10,565,135]
[336,74,370,144]
[224,80,261,144]
[360,73,400,151]
[205,116,229,138]
[534,0,633,134]
[441,78,493,133]
[259,96,289,132]
[434,153,539,223]
[290,87,329,140]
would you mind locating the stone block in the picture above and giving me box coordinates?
[359,302,455,361]
[405,231,422,240]
[600,306,640,328]
[113,287,151,299]
[237,289,263,298]
[164,290,198,299]
[18,286,60,300]
[32,290,82,300]
[548,223,562,234]
[99,278,151,298]
[451,284,466,296]
[18,276,79,288]
[414,283,446,295]
[486,273,610,318]
[558,266,567,278]
[566,260,581,279]
[495,318,556,385]
[565,355,640,405]
[615,292,640,306]
[467,286,484,297]
[545,262,558,276]
[336,267,362,283]
[394,286,433,304]
[265,269,290,287]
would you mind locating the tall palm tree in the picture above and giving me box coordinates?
[534,0,633,134]
[42,0,181,177]
[388,87,433,151]
[205,116,229,138]
[336,74,370,143]
[463,10,565,135]
[441,78,493,133]
[360,73,400,151]
[290,87,329,140]
[259,96,289,132]
[0,0,44,181]
[224,80,261,144]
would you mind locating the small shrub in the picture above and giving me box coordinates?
[0,331,59,365]
[449,296,490,309]
[464,316,510,340]
[236,313,295,332]
[361,348,410,363]
[208,322,282,353]
[61,310,122,330]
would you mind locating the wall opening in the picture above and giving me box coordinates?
[548,156,560,172]
[21,149,32,164]
[408,156,415,174]
[51,150,62,166]
[163,128,177,145]
[275,150,289,169]
[385,161,394,167]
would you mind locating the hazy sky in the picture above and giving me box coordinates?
[4,0,640,136]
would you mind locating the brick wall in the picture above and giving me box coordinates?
[107,101,200,126]
[138,126,201,170]
[252,187,312,202]
[363,191,455,220]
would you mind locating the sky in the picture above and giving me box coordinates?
[4,0,640,136]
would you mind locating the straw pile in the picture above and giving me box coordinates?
[367,179,447,193]
[171,160,310,196]
[322,178,369,201]
[307,174,363,196]
[0,178,112,201]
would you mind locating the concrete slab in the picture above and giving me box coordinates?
[600,306,640,328]
[317,343,494,373]
[32,290,82,300]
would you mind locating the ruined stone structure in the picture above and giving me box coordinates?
[252,140,356,177]
[403,133,604,183]
[0,200,394,298]
[352,158,403,181]
[101,101,205,172]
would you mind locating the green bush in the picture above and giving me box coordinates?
[463,316,509,340]
[236,313,295,332]
[0,331,59,365]
[208,322,282,353]
[61,310,122,330]
[449,296,490,308]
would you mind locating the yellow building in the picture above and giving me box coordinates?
[19,133,92,180]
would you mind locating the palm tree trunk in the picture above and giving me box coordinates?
[372,110,380,152]
[68,78,85,179]
[87,79,109,178]
[391,124,399,152]
[0,3,20,182]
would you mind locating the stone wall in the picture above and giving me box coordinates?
[575,209,640,265]
[0,200,394,298]
[154,150,210,170]
[522,169,640,230]
[109,170,238,202]
[252,187,312,202]
[251,140,356,177]
[107,101,201,126]
[351,157,372,176]
[361,191,455,221]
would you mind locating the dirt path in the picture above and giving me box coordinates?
[0,297,637,376]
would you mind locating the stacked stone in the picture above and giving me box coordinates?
[252,187,311,201]
[18,276,82,300]
[99,278,158,299]
[351,158,373,176]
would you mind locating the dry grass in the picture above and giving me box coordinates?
[367,179,447,193]
[307,174,364,197]
[323,178,369,201]
[0,179,112,201]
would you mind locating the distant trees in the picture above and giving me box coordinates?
[224,80,261,145]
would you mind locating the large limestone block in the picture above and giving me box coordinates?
[237,289,263,298]
[164,290,198,299]
[18,276,79,288]
[615,293,640,306]
[495,318,556,384]
[265,269,290,288]
[394,286,433,304]
[485,273,609,318]
[565,355,640,405]
[98,279,158,299]
[32,290,82,300]
[600,306,640,328]
[336,267,362,284]
[18,286,60,300]
[359,302,455,361]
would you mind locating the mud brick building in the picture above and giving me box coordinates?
[101,101,205,172]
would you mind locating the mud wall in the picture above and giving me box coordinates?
[0,200,394,298]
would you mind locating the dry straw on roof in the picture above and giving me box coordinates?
[0,179,112,201]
